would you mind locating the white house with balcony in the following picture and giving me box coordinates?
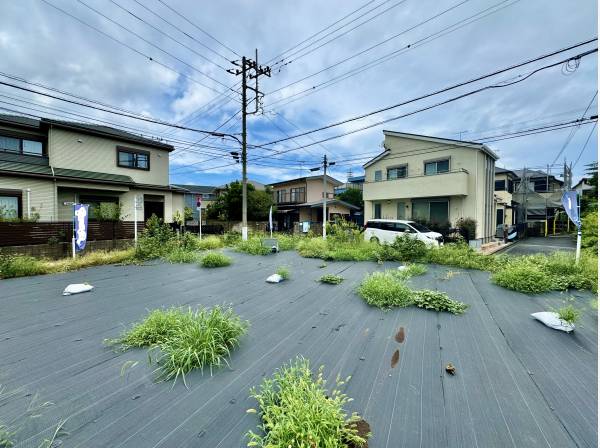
[362,130,498,242]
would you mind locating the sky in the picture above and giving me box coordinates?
[0,0,597,186]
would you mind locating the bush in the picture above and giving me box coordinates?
[412,290,468,314]
[426,243,502,271]
[135,216,176,260]
[390,235,428,261]
[491,261,554,294]
[165,247,201,264]
[327,218,362,244]
[297,238,329,258]
[246,357,368,448]
[276,266,290,280]
[197,235,224,250]
[110,306,248,383]
[556,304,581,325]
[0,254,47,278]
[319,274,344,284]
[234,237,270,255]
[581,210,598,251]
[200,252,232,268]
[276,233,303,251]
[455,217,477,241]
[357,271,413,309]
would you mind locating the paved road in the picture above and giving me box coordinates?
[0,251,596,447]
[501,235,576,256]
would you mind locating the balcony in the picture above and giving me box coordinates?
[273,190,306,204]
[363,169,469,201]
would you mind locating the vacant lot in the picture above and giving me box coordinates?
[0,251,597,447]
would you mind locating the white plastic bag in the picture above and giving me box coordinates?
[63,283,94,296]
[531,312,575,333]
[397,265,407,271]
[266,274,283,283]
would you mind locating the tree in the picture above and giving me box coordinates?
[206,181,274,221]
[336,188,363,209]
[582,161,598,212]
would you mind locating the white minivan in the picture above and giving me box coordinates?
[363,219,443,247]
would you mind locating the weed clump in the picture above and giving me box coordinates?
[357,271,413,308]
[246,357,369,448]
[200,252,232,268]
[234,237,270,255]
[394,263,427,280]
[276,266,290,280]
[111,306,248,383]
[412,290,468,314]
[556,304,581,325]
[197,235,224,251]
[319,274,344,284]
[165,247,201,264]
[0,254,47,279]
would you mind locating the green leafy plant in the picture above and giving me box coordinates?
[319,274,344,284]
[135,216,176,260]
[491,261,553,294]
[556,304,581,325]
[165,247,201,264]
[412,290,468,314]
[276,266,290,280]
[197,235,224,250]
[393,263,427,280]
[0,254,47,279]
[357,271,413,309]
[234,237,271,255]
[110,306,248,384]
[200,252,232,268]
[390,235,428,261]
[246,357,369,448]
[0,423,14,448]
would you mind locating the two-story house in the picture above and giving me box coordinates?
[170,184,218,223]
[363,130,498,242]
[510,168,563,223]
[268,175,359,231]
[0,114,185,224]
[494,167,520,227]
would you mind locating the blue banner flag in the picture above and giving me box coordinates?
[74,204,89,252]
[561,191,580,228]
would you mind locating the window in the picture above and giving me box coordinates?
[290,187,305,202]
[424,159,450,175]
[533,178,550,192]
[0,190,22,219]
[276,189,287,203]
[496,208,504,226]
[0,134,44,156]
[387,165,407,180]
[495,179,506,191]
[117,147,150,170]
[397,202,405,219]
[374,170,382,182]
[374,203,382,219]
[411,200,449,224]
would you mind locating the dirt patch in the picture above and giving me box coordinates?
[391,349,400,368]
[344,418,371,447]
[395,327,405,343]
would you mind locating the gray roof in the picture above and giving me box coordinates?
[171,184,217,194]
[0,114,175,151]
[268,175,342,187]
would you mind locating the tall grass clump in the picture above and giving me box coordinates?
[276,233,304,251]
[246,357,369,448]
[0,254,47,279]
[197,235,224,250]
[319,274,344,284]
[200,252,232,268]
[165,247,201,264]
[276,266,290,280]
[394,263,427,280]
[357,271,413,309]
[234,237,270,255]
[110,306,248,383]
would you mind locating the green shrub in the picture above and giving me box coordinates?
[246,357,368,448]
[165,248,201,264]
[135,216,176,260]
[110,306,248,384]
[556,304,581,325]
[326,218,362,244]
[319,274,344,284]
[234,237,270,255]
[276,266,290,280]
[0,423,14,448]
[296,238,329,258]
[276,233,303,251]
[491,261,553,294]
[390,235,428,261]
[200,252,232,268]
[222,232,242,246]
[0,254,47,278]
[326,242,378,261]
[581,210,598,251]
[357,271,413,309]
[426,243,502,271]
[179,232,201,251]
[412,290,468,314]
[197,235,224,250]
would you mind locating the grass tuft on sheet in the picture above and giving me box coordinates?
[246,357,369,447]
[200,252,232,268]
[319,274,344,284]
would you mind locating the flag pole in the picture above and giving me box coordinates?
[575,192,581,264]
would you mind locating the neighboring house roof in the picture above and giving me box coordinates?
[216,179,266,190]
[171,184,217,195]
[348,175,365,183]
[495,167,518,177]
[0,160,184,192]
[268,175,342,187]
[303,198,360,210]
[363,130,499,168]
[0,114,175,151]
[511,169,563,185]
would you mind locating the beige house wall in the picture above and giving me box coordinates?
[363,135,496,240]
[48,127,170,185]
[271,178,338,203]
[0,175,55,221]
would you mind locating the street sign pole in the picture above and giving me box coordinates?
[134,196,138,247]
[71,204,76,259]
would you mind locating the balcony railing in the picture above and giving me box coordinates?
[274,191,306,204]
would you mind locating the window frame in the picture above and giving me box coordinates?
[386,164,408,180]
[0,189,23,219]
[0,131,46,157]
[373,202,382,219]
[374,170,382,182]
[424,158,450,176]
[290,187,306,202]
[494,179,506,191]
[116,146,151,171]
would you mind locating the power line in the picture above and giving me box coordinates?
[39,0,234,98]
[156,0,241,58]
[571,121,596,168]
[259,41,597,147]
[267,0,520,108]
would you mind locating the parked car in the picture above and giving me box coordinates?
[363,219,443,246]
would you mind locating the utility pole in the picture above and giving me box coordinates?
[227,50,271,240]
[310,155,335,239]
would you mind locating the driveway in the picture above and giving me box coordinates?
[0,251,596,447]
[501,235,576,256]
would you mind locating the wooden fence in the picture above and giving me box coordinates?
[0,221,144,247]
